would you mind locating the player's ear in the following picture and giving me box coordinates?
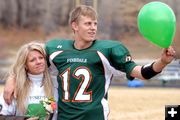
[71,22,78,31]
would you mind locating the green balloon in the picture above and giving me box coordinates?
[138,2,176,48]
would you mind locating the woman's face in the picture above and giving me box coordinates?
[26,50,45,75]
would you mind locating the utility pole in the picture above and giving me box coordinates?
[75,0,81,7]
[75,0,97,10]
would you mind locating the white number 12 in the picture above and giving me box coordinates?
[60,67,92,102]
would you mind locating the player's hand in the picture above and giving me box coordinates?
[3,75,16,105]
[160,46,176,65]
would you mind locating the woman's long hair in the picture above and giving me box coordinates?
[8,42,53,114]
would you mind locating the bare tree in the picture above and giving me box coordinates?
[0,0,18,27]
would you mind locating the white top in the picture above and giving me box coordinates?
[0,73,57,119]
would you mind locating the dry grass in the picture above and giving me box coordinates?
[108,87,180,120]
[0,85,179,120]
[0,27,161,59]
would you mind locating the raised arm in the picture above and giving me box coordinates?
[130,46,176,80]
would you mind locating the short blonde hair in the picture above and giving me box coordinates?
[69,5,98,25]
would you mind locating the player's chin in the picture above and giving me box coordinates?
[88,36,96,41]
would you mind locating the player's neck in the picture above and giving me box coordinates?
[74,40,93,50]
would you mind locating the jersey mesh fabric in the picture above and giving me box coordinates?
[45,39,137,120]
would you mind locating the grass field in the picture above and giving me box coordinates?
[0,85,180,120]
[108,87,180,120]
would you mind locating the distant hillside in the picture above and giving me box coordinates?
[0,0,179,58]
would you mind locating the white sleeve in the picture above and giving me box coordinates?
[0,93,16,115]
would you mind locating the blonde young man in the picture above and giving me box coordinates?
[4,5,176,120]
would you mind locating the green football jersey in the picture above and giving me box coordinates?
[45,39,137,120]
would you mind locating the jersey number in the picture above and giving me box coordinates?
[60,67,92,102]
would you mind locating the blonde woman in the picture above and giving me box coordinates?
[0,42,55,119]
